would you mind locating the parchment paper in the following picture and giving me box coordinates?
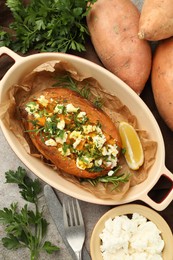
[0,60,157,200]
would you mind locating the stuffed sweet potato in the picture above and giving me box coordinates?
[19,87,121,179]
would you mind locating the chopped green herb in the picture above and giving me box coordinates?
[54,74,104,109]
[82,166,130,190]
[93,97,104,109]
[0,167,59,260]
[88,166,104,172]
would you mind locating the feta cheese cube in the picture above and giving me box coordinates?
[45,138,57,146]
[66,103,79,113]
[37,95,49,107]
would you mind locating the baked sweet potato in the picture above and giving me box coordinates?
[19,87,121,179]
[87,0,152,95]
[152,37,173,131]
[138,0,173,41]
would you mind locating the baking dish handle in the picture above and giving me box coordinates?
[140,166,173,211]
[0,46,23,62]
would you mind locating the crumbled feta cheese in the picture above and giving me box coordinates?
[104,156,118,169]
[95,159,103,167]
[107,144,119,157]
[58,147,71,156]
[102,144,119,169]
[108,170,114,176]
[55,132,67,144]
[66,103,79,113]
[70,130,82,140]
[33,113,40,119]
[82,125,96,134]
[45,138,57,147]
[100,213,164,260]
[37,95,49,107]
[102,146,108,156]
[76,156,93,170]
[54,104,64,114]
[57,119,65,130]
[77,111,86,118]
[96,125,102,133]
[92,134,106,149]
[25,102,39,115]
[46,117,52,122]
[73,138,82,149]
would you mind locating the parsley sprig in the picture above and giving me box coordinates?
[0,167,59,260]
[0,0,97,53]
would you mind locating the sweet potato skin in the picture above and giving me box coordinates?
[87,0,152,95]
[20,88,121,178]
[138,0,173,41]
[151,38,173,131]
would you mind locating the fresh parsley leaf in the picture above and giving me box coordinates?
[5,166,26,184]
[2,234,22,250]
[42,241,60,254]
[0,167,60,259]
[0,0,97,53]
[0,203,18,225]
[5,166,42,203]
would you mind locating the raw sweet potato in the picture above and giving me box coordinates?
[87,0,152,95]
[19,87,122,179]
[138,0,173,41]
[152,37,173,131]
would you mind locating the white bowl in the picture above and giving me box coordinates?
[0,47,173,210]
[90,204,173,260]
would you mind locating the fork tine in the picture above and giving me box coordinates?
[64,198,83,226]
[71,199,78,226]
[75,199,84,226]
[68,200,73,226]
[63,197,85,260]
[63,199,68,226]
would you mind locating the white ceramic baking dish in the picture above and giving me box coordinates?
[0,46,172,211]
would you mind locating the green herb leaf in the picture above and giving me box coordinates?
[0,0,97,53]
[0,203,18,225]
[83,166,130,190]
[5,166,42,203]
[19,177,42,203]
[42,241,60,254]
[1,167,60,259]
[53,74,103,108]
[5,166,26,184]
[2,234,22,250]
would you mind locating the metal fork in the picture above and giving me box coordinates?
[63,198,85,260]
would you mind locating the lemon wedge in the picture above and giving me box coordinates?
[119,121,144,170]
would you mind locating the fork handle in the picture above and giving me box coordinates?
[75,250,82,260]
